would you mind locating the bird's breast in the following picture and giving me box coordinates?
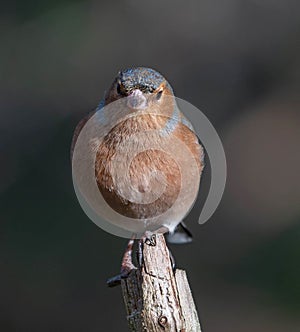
[94,112,204,223]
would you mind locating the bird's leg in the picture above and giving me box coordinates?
[120,238,137,273]
[107,236,137,287]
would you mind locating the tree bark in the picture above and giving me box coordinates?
[121,234,202,332]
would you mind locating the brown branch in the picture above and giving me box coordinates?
[121,234,202,332]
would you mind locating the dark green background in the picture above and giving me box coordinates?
[1,0,300,331]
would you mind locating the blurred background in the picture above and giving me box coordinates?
[1,0,300,331]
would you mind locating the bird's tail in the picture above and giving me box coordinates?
[165,221,193,244]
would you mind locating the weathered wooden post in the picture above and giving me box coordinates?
[120,234,202,332]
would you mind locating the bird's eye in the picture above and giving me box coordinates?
[156,90,163,100]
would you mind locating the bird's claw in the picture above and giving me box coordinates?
[145,232,156,246]
[106,268,137,287]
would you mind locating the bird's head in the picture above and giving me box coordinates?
[104,67,174,110]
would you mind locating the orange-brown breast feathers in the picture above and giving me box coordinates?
[94,113,204,223]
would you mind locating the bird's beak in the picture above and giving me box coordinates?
[127,89,148,110]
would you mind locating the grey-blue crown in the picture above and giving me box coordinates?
[119,67,169,93]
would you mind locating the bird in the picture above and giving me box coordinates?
[71,67,204,286]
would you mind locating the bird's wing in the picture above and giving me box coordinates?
[70,111,96,161]
[70,99,105,160]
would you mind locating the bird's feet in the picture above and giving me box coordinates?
[136,232,157,267]
[107,237,137,287]
[107,227,174,287]
[144,226,169,246]
[144,231,157,246]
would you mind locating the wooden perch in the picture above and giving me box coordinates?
[121,234,202,332]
